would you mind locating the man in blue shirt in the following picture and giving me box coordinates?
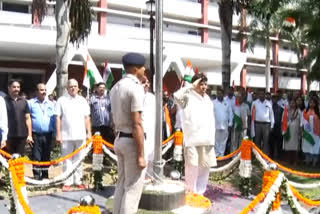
[28,83,56,180]
[90,82,114,143]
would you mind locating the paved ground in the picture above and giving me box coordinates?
[0,183,295,214]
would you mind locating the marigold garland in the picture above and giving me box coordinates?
[9,159,34,214]
[92,135,103,154]
[101,139,114,149]
[289,185,320,206]
[0,148,12,159]
[102,134,176,150]
[272,192,281,211]
[9,158,26,186]
[216,147,241,161]
[174,131,183,146]
[67,205,101,214]
[240,140,252,160]
[24,139,92,166]
[185,192,212,209]
[251,142,320,178]
[240,171,280,214]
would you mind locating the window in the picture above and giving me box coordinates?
[2,3,29,13]
[134,23,145,28]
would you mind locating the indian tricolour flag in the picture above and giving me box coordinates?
[183,60,195,83]
[234,98,243,132]
[302,110,316,145]
[282,105,290,141]
[83,54,103,89]
[103,60,114,90]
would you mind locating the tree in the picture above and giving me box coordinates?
[244,0,292,92]
[32,0,92,97]
[294,0,320,81]
[216,0,249,89]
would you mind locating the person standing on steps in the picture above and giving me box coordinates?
[174,73,216,194]
[110,53,147,214]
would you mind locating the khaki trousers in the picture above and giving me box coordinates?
[113,136,146,214]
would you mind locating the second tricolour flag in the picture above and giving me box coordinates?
[83,54,103,89]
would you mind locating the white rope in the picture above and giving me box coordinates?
[162,139,174,155]
[252,148,270,170]
[284,181,310,214]
[25,143,92,186]
[0,154,8,169]
[288,180,320,189]
[253,148,320,189]
[210,154,240,173]
[255,173,284,214]
[102,145,117,161]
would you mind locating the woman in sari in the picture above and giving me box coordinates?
[282,98,302,165]
[301,97,320,166]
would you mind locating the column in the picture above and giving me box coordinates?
[301,47,308,95]
[200,0,209,43]
[240,8,247,88]
[272,34,280,93]
[98,0,107,36]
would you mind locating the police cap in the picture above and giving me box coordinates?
[122,53,145,67]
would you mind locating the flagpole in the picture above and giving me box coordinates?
[153,0,163,183]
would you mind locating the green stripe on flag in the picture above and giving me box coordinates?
[88,69,96,89]
[302,129,315,145]
[106,74,114,90]
[234,114,243,131]
[283,126,291,141]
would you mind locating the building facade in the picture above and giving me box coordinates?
[0,0,319,96]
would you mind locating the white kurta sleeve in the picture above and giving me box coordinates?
[173,85,193,108]
[0,97,8,142]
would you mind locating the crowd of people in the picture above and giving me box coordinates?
[0,52,319,213]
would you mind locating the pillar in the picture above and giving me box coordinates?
[98,0,107,36]
[200,0,209,43]
[301,47,308,95]
[272,34,280,93]
[240,8,247,88]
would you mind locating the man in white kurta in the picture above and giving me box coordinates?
[141,76,156,178]
[0,96,8,148]
[174,73,216,194]
[56,79,91,190]
[213,88,233,157]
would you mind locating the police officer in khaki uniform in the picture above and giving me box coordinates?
[110,53,146,214]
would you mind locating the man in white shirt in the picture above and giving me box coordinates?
[213,88,233,157]
[224,86,236,110]
[56,79,91,191]
[174,73,216,194]
[0,96,8,149]
[251,90,274,155]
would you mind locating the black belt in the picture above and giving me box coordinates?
[32,132,52,136]
[119,132,146,139]
[255,121,271,124]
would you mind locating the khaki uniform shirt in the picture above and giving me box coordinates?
[110,74,144,133]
